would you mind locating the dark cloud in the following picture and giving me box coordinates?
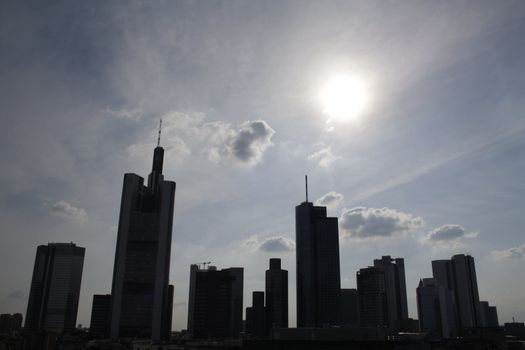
[340,207,424,239]
[315,191,344,208]
[230,120,275,164]
[259,236,295,252]
[49,201,88,223]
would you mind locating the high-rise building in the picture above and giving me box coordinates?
[25,243,85,333]
[187,265,243,339]
[109,140,176,341]
[246,291,267,337]
[340,288,359,327]
[450,254,482,328]
[89,295,111,339]
[479,301,499,327]
[295,178,341,327]
[432,254,482,330]
[416,278,456,338]
[265,258,288,330]
[357,266,387,328]
[374,256,409,328]
[356,256,408,330]
[0,314,23,333]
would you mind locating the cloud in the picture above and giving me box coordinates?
[49,201,88,223]
[422,224,478,248]
[315,191,344,209]
[491,244,525,260]
[308,146,340,167]
[7,290,26,300]
[240,235,295,253]
[141,112,275,165]
[340,207,424,239]
[105,107,143,121]
[229,120,275,164]
[426,224,478,241]
[259,236,295,252]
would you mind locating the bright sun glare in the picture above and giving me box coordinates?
[321,75,369,123]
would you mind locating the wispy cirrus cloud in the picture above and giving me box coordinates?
[104,107,143,121]
[308,146,340,168]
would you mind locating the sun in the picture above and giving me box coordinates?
[321,75,369,123]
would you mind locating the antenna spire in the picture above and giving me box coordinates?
[305,175,308,202]
[157,118,162,147]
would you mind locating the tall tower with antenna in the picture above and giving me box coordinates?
[109,120,176,341]
[295,176,341,327]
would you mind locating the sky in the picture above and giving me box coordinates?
[1,1,525,331]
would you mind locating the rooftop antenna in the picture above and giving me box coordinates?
[157,118,162,147]
[305,175,308,202]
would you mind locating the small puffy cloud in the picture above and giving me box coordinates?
[491,243,525,260]
[240,235,295,253]
[308,146,340,167]
[49,201,88,223]
[315,191,344,209]
[259,236,295,252]
[229,120,275,164]
[7,290,26,300]
[340,207,424,239]
[422,224,478,248]
[426,224,478,241]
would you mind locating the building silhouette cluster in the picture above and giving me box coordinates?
[3,140,520,350]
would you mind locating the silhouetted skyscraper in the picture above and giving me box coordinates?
[246,291,267,337]
[341,288,360,327]
[89,295,111,339]
[374,256,409,327]
[109,142,176,341]
[357,266,387,328]
[296,179,341,327]
[416,278,456,338]
[265,258,288,330]
[187,265,243,339]
[432,254,482,331]
[357,256,408,330]
[479,301,499,327]
[25,243,85,333]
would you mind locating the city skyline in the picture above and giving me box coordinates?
[1,1,525,332]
